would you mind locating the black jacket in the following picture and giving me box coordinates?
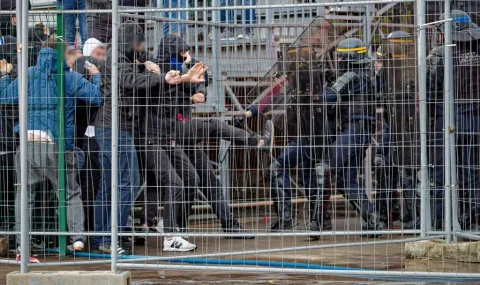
[426,40,480,116]
[95,21,165,136]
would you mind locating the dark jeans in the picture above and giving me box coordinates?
[271,140,315,201]
[92,128,140,248]
[176,119,258,147]
[138,145,198,232]
[323,122,373,213]
[430,114,480,221]
[78,137,101,231]
[57,0,87,47]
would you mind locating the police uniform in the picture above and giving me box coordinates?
[427,10,480,230]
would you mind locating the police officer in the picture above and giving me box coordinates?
[427,10,480,230]
[317,37,385,233]
[374,31,421,229]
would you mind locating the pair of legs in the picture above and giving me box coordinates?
[78,137,101,231]
[57,0,87,48]
[14,142,85,247]
[139,145,199,233]
[87,1,112,43]
[268,139,331,231]
[321,121,385,231]
[430,114,480,230]
[92,128,139,252]
[219,0,256,36]
[162,0,187,37]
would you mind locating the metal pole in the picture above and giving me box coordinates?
[18,0,29,274]
[443,0,452,244]
[111,0,120,273]
[56,0,67,259]
[364,4,372,56]
[416,0,430,237]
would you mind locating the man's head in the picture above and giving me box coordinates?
[83,38,106,61]
[119,21,146,58]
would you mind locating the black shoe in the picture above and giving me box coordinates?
[459,213,475,231]
[305,221,321,240]
[403,216,420,230]
[223,222,255,239]
[362,212,386,238]
[270,217,297,232]
[259,120,274,153]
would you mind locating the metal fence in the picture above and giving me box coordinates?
[2,0,480,282]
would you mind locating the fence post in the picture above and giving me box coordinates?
[56,0,67,259]
[111,0,120,272]
[443,0,454,244]
[18,0,29,273]
[416,0,430,237]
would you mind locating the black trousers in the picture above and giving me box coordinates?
[78,137,101,232]
[139,145,198,232]
[184,146,237,228]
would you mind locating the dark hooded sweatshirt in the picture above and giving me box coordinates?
[140,34,208,144]
[94,21,165,137]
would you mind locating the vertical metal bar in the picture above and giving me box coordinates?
[364,4,372,56]
[56,0,67,259]
[265,0,274,60]
[17,0,29,273]
[443,0,452,244]
[211,0,228,199]
[416,0,430,237]
[111,0,120,272]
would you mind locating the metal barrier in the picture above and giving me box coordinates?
[1,0,480,282]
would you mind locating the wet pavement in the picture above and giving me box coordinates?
[1,217,479,284]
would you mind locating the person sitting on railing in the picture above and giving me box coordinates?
[0,36,103,257]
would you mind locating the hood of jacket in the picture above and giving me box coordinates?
[157,34,190,65]
[83,38,104,57]
[117,21,145,61]
[36,47,58,74]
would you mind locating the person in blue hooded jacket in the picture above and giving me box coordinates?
[0,41,103,254]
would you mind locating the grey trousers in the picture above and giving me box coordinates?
[15,142,85,244]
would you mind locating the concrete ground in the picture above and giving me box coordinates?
[1,215,480,284]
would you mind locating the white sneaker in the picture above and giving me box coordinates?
[67,240,85,252]
[163,237,197,252]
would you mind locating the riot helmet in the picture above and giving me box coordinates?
[382,30,415,59]
[435,10,480,42]
[335,37,368,72]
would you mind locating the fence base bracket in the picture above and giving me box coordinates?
[7,271,131,285]
[405,239,480,263]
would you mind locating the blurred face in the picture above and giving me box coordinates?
[134,42,145,53]
[90,47,106,61]
[11,16,16,26]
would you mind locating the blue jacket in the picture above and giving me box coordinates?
[0,48,103,150]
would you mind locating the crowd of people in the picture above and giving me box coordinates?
[0,6,479,259]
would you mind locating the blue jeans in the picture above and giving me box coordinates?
[220,0,255,34]
[57,0,88,48]
[162,0,187,36]
[92,128,140,248]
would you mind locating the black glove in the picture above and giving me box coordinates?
[233,114,247,128]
